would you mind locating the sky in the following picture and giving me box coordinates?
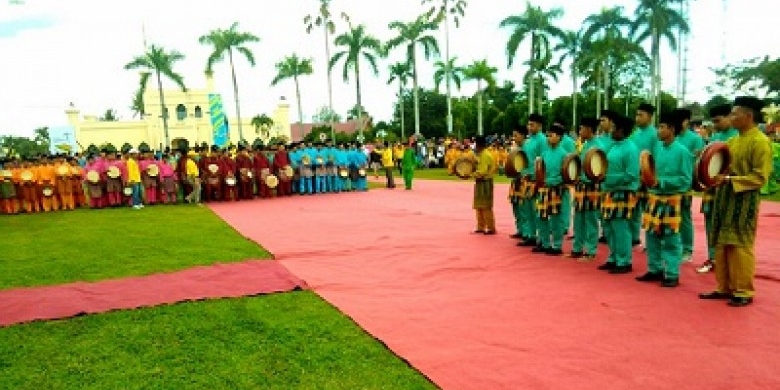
[0,0,774,137]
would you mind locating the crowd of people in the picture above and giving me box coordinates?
[0,141,401,213]
[465,97,770,308]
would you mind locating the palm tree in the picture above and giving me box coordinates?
[500,2,564,115]
[386,14,440,137]
[199,22,260,143]
[630,0,689,119]
[554,30,582,127]
[582,6,632,111]
[388,62,412,140]
[304,0,349,133]
[433,57,464,93]
[250,114,274,139]
[329,23,383,139]
[422,0,467,134]
[130,71,150,118]
[463,59,497,136]
[124,44,186,147]
[523,51,561,115]
[271,54,314,140]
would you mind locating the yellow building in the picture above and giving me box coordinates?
[66,73,291,151]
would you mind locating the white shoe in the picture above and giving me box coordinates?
[696,261,714,273]
[139,204,145,208]
[133,205,141,210]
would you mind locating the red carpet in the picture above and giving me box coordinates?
[211,180,780,390]
[0,260,306,327]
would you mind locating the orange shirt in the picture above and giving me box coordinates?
[36,165,56,184]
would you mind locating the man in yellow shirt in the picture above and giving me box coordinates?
[380,141,396,189]
[184,153,202,204]
[393,143,405,175]
[471,136,497,234]
[126,149,143,209]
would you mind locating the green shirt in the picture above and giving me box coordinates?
[630,125,658,154]
[649,140,693,195]
[602,139,640,192]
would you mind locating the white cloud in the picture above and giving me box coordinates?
[0,0,771,137]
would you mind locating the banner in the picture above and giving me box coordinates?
[209,93,229,147]
[48,125,78,155]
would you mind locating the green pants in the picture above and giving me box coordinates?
[645,230,682,278]
[680,202,694,255]
[606,218,632,266]
[511,201,523,236]
[538,214,563,250]
[630,199,645,243]
[704,212,715,261]
[560,189,571,235]
[573,209,599,255]
[522,200,538,241]
[402,168,414,189]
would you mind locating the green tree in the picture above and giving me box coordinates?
[330,23,383,139]
[124,44,187,147]
[630,0,689,119]
[100,109,118,121]
[271,54,314,140]
[311,106,342,123]
[250,114,274,139]
[704,95,730,118]
[711,56,780,98]
[500,2,564,114]
[130,72,150,118]
[199,22,260,143]
[423,0,468,135]
[433,57,463,93]
[554,30,582,126]
[386,14,440,136]
[582,6,631,112]
[463,59,498,136]
[304,0,349,129]
[387,62,412,140]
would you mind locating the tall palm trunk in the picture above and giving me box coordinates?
[355,66,363,139]
[477,79,483,136]
[528,33,536,114]
[444,11,453,134]
[651,28,660,122]
[228,49,244,143]
[595,65,602,118]
[294,75,304,139]
[324,24,336,142]
[156,70,170,148]
[571,64,578,128]
[603,64,610,110]
[412,49,421,137]
[398,85,406,140]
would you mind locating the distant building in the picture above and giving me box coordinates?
[65,73,292,151]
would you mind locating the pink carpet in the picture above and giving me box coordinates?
[211,180,780,390]
[0,260,306,327]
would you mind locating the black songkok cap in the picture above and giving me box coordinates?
[733,96,765,112]
[580,117,599,129]
[674,108,692,121]
[600,109,619,122]
[210,145,219,152]
[549,124,566,136]
[659,112,682,129]
[474,135,487,147]
[709,104,732,118]
[638,103,656,115]
[615,115,634,133]
[528,113,544,124]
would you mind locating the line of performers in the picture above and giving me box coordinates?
[0,141,372,214]
[503,97,770,307]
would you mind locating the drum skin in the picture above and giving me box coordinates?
[454,157,476,180]
[583,148,607,182]
[561,153,581,185]
[505,151,528,177]
[640,150,657,188]
[697,142,731,188]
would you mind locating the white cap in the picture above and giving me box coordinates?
[129,149,139,154]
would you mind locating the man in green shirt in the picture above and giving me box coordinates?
[630,103,659,248]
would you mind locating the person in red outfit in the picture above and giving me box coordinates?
[235,144,254,200]
[273,143,293,196]
[221,149,238,201]
[253,145,272,198]
[201,146,223,202]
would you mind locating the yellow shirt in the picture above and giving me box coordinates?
[381,148,394,168]
[186,159,199,176]
[126,158,141,183]
[474,149,496,180]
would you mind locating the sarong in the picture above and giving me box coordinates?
[642,193,683,234]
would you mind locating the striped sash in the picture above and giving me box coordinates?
[600,190,638,220]
[574,182,601,211]
[536,185,563,219]
[642,193,683,234]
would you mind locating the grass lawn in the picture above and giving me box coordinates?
[0,291,437,390]
[0,206,270,290]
